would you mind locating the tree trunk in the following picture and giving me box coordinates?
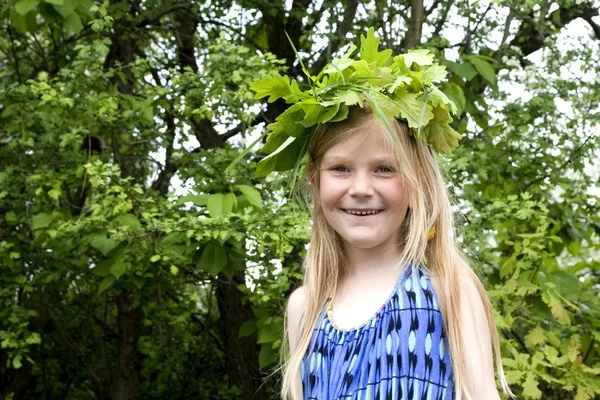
[110,292,142,400]
[405,0,425,50]
[216,271,267,400]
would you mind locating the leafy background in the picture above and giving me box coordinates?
[0,0,599,399]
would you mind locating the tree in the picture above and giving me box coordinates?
[0,0,599,399]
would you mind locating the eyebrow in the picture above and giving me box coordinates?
[321,155,397,165]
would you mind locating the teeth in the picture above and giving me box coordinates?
[344,209,381,215]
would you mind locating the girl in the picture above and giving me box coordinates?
[282,105,510,399]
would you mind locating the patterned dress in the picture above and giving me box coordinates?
[300,265,454,399]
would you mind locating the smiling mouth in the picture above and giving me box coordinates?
[341,209,383,216]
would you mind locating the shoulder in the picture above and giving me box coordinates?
[287,286,308,353]
[287,285,307,314]
[457,266,491,320]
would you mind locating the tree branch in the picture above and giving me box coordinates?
[303,0,330,34]
[405,0,425,50]
[507,3,598,57]
[137,3,194,27]
[582,14,600,39]
[375,0,392,49]
[521,129,597,192]
[425,0,443,16]
[432,0,453,37]
[311,0,359,74]
[151,107,177,196]
[221,114,266,142]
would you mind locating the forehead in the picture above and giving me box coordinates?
[322,128,395,161]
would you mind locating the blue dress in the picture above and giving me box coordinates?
[300,265,454,399]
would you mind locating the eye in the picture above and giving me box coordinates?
[375,165,395,173]
[331,165,349,173]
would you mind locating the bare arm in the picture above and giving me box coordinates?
[460,272,501,399]
[286,286,307,398]
[287,286,307,354]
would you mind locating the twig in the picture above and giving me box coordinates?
[137,3,194,27]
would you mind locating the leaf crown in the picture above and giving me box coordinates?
[235,28,461,178]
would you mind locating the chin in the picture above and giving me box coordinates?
[342,237,388,250]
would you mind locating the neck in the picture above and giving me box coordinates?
[343,241,403,278]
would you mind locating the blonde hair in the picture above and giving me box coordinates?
[281,106,510,399]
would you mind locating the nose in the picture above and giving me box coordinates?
[348,172,375,197]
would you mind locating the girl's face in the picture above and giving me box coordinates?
[315,129,410,253]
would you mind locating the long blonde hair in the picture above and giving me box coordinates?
[281,106,510,399]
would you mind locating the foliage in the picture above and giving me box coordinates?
[243,28,461,179]
[1,0,599,399]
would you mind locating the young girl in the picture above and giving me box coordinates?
[282,105,510,399]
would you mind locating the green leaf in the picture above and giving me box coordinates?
[547,271,581,301]
[76,0,93,15]
[468,56,495,85]
[403,49,434,68]
[162,233,187,257]
[300,102,326,127]
[448,61,478,81]
[207,193,224,218]
[421,64,447,83]
[388,76,412,93]
[271,107,306,137]
[236,185,262,208]
[32,213,52,230]
[170,265,179,275]
[542,290,571,325]
[131,276,145,289]
[257,325,280,344]
[51,0,75,17]
[44,0,63,4]
[64,12,82,34]
[365,90,401,120]
[110,260,127,279]
[525,326,546,347]
[419,106,461,152]
[250,73,308,103]
[14,0,40,15]
[223,192,236,215]
[258,343,277,369]
[522,373,542,399]
[329,103,349,122]
[175,194,209,206]
[87,233,118,256]
[428,86,457,115]
[12,354,22,369]
[239,319,257,337]
[115,213,143,231]
[360,27,392,66]
[441,82,466,116]
[256,132,308,178]
[393,91,434,129]
[10,9,28,33]
[574,386,594,400]
[198,241,228,277]
[338,90,363,106]
[98,276,116,294]
[323,43,357,75]
[315,103,341,124]
[256,136,296,176]
[93,259,113,277]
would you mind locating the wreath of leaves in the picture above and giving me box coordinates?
[230,28,462,178]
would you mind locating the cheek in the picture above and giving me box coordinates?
[318,176,342,210]
[388,183,410,209]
